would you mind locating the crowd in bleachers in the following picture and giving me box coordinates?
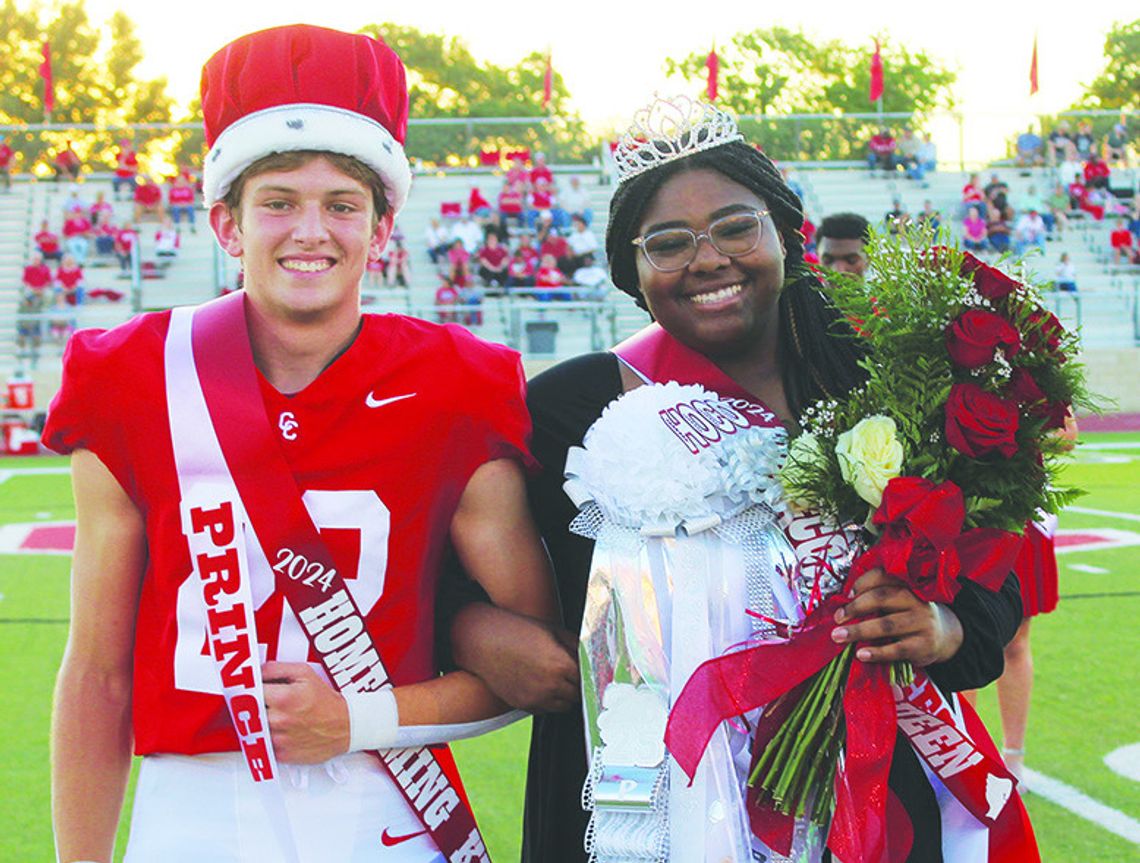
[14,138,202,366]
[408,153,605,321]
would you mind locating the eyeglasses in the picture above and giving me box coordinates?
[632,209,769,272]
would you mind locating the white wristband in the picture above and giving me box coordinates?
[344,687,399,752]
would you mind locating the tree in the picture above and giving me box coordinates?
[361,22,592,164]
[0,0,174,171]
[664,29,956,161]
[1080,19,1140,110]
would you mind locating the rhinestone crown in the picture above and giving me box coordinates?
[613,95,744,184]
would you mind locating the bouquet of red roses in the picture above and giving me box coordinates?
[664,235,1090,861]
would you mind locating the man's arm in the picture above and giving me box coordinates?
[264,457,573,762]
[52,449,146,863]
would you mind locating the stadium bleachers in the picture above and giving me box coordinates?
[3,163,1138,382]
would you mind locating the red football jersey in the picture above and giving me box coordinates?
[44,311,532,756]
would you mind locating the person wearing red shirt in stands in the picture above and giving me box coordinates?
[530,152,553,186]
[538,218,570,270]
[533,252,567,301]
[23,251,53,295]
[507,249,536,289]
[62,211,93,265]
[55,253,86,305]
[434,276,461,323]
[527,179,556,229]
[35,220,63,263]
[1068,173,1104,221]
[113,139,140,199]
[498,179,525,226]
[167,175,197,232]
[1111,218,1137,265]
[0,135,13,191]
[476,232,510,291]
[516,231,540,267]
[89,191,114,227]
[1083,154,1111,190]
[114,223,139,272]
[133,177,165,222]
[867,128,898,171]
[52,141,81,182]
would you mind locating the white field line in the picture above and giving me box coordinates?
[0,466,70,485]
[1067,564,1110,574]
[1023,767,1140,845]
[1080,443,1140,450]
[1065,506,1140,524]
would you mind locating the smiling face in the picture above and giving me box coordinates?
[634,168,785,361]
[210,155,391,324]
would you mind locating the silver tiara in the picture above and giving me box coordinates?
[614,95,744,184]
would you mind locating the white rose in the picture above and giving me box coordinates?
[835,416,904,508]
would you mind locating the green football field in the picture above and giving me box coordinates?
[2,436,1138,862]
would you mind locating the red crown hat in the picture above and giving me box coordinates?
[200,24,411,212]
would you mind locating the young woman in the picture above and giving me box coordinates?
[453,97,1027,863]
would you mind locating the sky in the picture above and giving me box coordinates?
[81,0,1135,164]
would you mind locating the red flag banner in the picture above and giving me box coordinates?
[706,47,719,102]
[40,41,54,117]
[869,39,884,103]
[542,51,553,110]
[1029,34,1039,96]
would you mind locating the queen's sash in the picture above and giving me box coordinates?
[165,292,491,863]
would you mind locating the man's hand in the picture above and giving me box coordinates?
[831,568,964,667]
[262,662,350,764]
[450,603,579,714]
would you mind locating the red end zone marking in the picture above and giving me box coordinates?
[20,524,77,551]
[1055,532,1108,548]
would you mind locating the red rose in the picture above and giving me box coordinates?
[1024,309,1066,355]
[1006,368,1068,430]
[945,309,1021,368]
[945,382,1020,458]
[960,255,1019,300]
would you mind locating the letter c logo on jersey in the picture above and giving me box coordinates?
[278,411,299,441]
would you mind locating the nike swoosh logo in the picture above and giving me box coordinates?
[380,827,428,847]
[365,391,416,409]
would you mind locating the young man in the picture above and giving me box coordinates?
[815,211,871,279]
[47,25,569,863]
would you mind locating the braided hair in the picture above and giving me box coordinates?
[605,141,868,418]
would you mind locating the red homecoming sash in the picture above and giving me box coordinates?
[184,292,490,863]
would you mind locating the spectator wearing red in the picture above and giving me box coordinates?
[89,191,114,227]
[434,277,460,323]
[498,179,525,226]
[55,253,85,305]
[35,220,62,263]
[538,217,571,272]
[133,177,165,222]
[530,152,553,186]
[114,224,139,273]
[468,185,492,217]
[527,179,556,230]
[505,157,528,190]
[0,135,13,191]
[167,175,197,232]
[1111,218,1136,265]
[52,141,81,182]
[534,252,568,300]
[62,210,93,265]
[867,128,898,172]
[516,232,540,267]
[113,139,139,200]
[1068,173,1104,221]
[506,250,536,289]
[447,238,471,270]
[476,233,510,291]
[23,251,53,295]
[1084,154,1111,191]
